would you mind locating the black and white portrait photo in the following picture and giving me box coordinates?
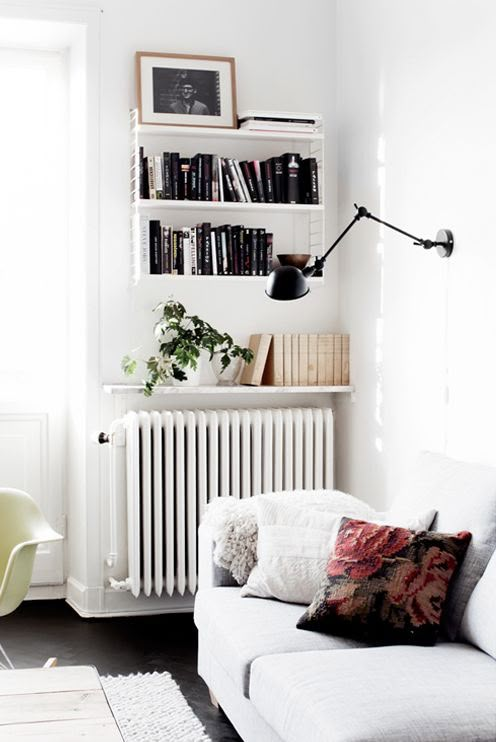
[153,68,221,117]
[137,52,237,128]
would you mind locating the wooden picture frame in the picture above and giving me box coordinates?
[136,52,237,129]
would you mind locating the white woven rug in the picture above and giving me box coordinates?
[101,671,211,742]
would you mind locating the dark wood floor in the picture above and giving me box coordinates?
[0,599,241,742]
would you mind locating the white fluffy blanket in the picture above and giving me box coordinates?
[202,490,376,585]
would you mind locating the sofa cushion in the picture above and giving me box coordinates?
[397,452,496,638]
[193,587,363,697]
[461,548,496,660]
[297,518,471,646]
[250,644,496,742]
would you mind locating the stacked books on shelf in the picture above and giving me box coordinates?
[138,148,319,205]
[238,110,323,135]
[139,216,274,276]
[240,333,350,387]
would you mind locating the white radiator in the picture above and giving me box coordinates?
[110,407,333,599]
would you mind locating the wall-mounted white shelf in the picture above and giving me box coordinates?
[103,384,353,396]
[136,199,324,214]
[137,124,323,143]
[130,109,325,286]
[135,274,323,284]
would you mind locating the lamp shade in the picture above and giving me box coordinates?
[265,265,309,301]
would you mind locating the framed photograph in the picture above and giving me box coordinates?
[136,52,237,129]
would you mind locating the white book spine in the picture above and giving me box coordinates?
[218,157,224,203]
[211,228,218,275]
[182,227,192,275]
[190,227,197,275]
[154,155,164,197]
[212,156,219,202]
[233,159,252,202]
[220,230,228,274]
[227,158,246,202]
[139,214,150,277]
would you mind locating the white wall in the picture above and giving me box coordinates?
[335,0,496,507]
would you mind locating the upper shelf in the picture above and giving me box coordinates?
[136,124,324,143]
[103,384,353,395]
[135,199,324,214]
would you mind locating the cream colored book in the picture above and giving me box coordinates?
[317,334,333,385]
[262,334,284,386]
[342,334,350,385]
[298,334,309,386]
[291,334,299,385]
[326,334,335,385]
[283,334,292,385]
[308,333,318,385]
[333,333,342,385]
[240,334,272,386]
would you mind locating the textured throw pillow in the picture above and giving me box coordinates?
[240,499,437,605]
[460,548,496,660]
[297,518,471,645]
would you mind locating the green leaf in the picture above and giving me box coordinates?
[121,355,137,376]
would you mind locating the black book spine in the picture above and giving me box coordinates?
[225,225,234,275]
[265,232,273,276]
[272,157,283,203]
[179,159,190,200]
[163,153,172,199]
[149,220,162,274]
[240,161,258,202]
[283,153,301,204]
[196,224,203,275]
[190,155,198,200]
[196,154,203,200]
[202,222,212,274]
[201,155,212,201]
[162,225,171,274]
[306,157,319,204]
[241,228,250,275]
[262,160,274,203]
[257,228,266,276]
[142,154,150,199]
[139,147,146,199]
[170,153,180,200]
[172,230,178,274]
[214,227,223,275]
[177,230,184,274]
[248,229,258,276]
[222,158,237,202]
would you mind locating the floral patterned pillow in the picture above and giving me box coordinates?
[297,518,471,646]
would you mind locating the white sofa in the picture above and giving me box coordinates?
[194,453,496,742]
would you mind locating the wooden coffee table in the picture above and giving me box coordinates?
[0,665,123,740]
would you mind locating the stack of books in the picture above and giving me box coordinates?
[138,148,319,205]
[139,217,273,276]
[240,333,350,387]
[238,110,322,135]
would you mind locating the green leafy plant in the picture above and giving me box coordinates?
[122,299,253,396]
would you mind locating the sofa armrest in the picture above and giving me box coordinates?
[198,522,238,589]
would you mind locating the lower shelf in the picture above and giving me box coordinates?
[103,384,353,395]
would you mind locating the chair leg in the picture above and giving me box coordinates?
[0,643,14,670]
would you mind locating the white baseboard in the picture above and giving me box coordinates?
[26,584,66,601]
[65,576,194,618]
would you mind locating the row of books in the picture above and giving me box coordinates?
[241,333,350,387]
[139,216,274,276]
[138,148,319,205]
[238,110,323,135]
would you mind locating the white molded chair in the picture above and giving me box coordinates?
[0,488,63,669]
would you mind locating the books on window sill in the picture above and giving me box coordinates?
[237,110,323,135]
[138,215,274,277]
[138,147,319,205]
[240,333,350,387]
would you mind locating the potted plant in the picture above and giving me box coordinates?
[122,299,253,396]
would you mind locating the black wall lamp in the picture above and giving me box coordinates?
[266,204,454,301]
